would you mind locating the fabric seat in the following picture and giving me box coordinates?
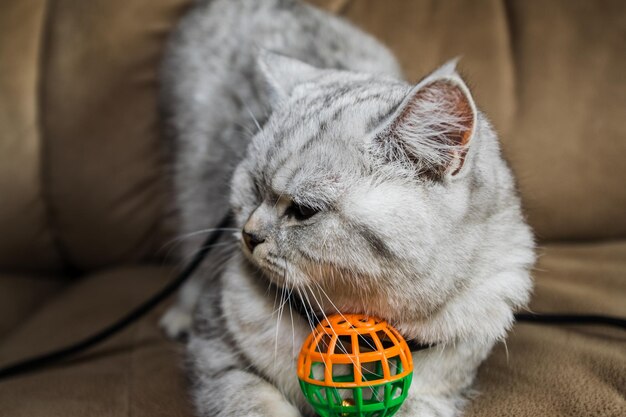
[0,273,65,338]
[1,245,624,416]
[0,266,193,417]
[469,241,626,417]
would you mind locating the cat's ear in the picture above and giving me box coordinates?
[257,50,321,103]
[374,59,477,179]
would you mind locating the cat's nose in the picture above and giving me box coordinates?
[242,230,265,252]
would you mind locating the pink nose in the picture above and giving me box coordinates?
[242,230,265,252]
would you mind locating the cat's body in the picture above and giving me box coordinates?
[161,1,534,416]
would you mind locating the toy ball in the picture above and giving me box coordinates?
[297,314,413,417]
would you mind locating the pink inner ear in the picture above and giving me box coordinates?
[378,77,476,178]
[413,79,474,147]
[413,80,474,176]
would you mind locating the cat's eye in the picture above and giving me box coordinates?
[285,202,319,221]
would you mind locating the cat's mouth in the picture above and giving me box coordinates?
[240,237,407,328]
[241,242,291,285]
[240,235,305,287]
[246,251,428,346]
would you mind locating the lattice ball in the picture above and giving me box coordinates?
[297,314,413,417]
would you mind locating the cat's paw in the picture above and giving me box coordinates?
[261,401,301,417]
[257,385,302,417]
[159,306,192,341]
[394,394,463,417]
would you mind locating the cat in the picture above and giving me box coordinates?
[160,1,535,416]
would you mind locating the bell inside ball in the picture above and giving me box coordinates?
[297,314,413,417]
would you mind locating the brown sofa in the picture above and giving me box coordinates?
[1,0,624,415]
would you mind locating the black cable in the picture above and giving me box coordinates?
[0,210,623,381]
[515,313,626,329]
[0,213,231,381]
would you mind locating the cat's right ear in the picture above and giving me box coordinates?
[257,50,321,104]
[371,59,477,180]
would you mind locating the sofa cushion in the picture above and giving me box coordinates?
[312,0,626,241]
[3,0,623,275]
[469,241,626,416]
[0,265,192,417]
[0,0,193,273]
[0,273,65,338]
[0,0,65,272]
[1,243,624,416]
[40,0,192,271]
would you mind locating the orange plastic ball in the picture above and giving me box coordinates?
[297,314,413,417]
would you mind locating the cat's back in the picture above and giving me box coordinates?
[161,0,402,236]
[162,0,401,132]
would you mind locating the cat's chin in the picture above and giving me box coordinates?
[241,249,456,345]
[241,250,290,288]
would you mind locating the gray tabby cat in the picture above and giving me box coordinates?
[160,0,535,416]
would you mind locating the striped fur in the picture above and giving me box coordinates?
[160,1,534,416]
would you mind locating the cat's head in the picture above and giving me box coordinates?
[230,52,533,343]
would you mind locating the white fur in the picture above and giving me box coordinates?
[161,1,535,416]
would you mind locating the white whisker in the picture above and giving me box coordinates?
[312,280,377,355]
[245,104,263,133]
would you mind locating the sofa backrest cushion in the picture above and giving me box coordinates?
[313,0,626,241]
[0,0,65,273]
[1,0,624,273]
[0,0,189,272]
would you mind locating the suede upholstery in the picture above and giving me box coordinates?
[0,246,623,416]
[0,0,624,416]
[0,0,64,273]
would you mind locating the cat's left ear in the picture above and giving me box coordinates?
[257,50,322,104]
[374,59,477,180]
